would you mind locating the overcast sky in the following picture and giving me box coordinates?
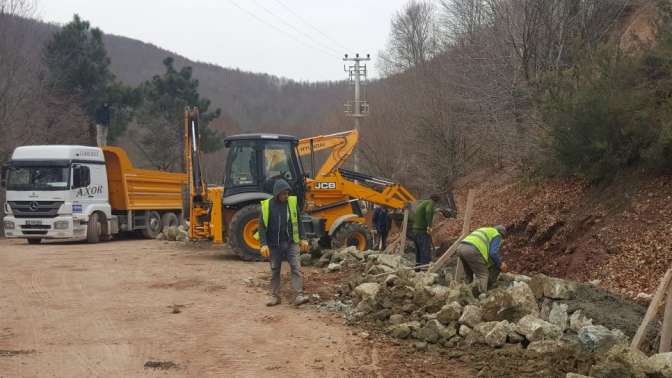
[38,0,408,82]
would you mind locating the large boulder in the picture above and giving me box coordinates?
[516,315,562,342]
[376,254,408,269]
[417,319,457,344]
[543,277,576,300]
[589,344,648,378]
[414,272,439,286]
[445,284,477,306]
[481,288,530,322]
[569,310,593,332]
[548,302,569,332]
[466,321,500,345]
[327,263,342,272]
[437,302,463,325]
[459,305,483,328]
[527,340,568,354]
[354,282,380,300]
[367,264,395,275]
[509,281,540,316]
[528,274,547,299]
[424,285,451,300]
[578,325,627,353]
[645,352,672,378]
[389,323,412,339]
[484,320,513,348]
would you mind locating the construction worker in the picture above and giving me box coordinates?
[411,194,441,267]
[95,102,111,147]
[258,179,311,307]
[457,225,509,294]
[372,206,391,250]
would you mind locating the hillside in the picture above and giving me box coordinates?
[17,16,350,137]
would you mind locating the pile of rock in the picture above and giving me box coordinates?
[157,225,189,242]
[319,247,672,377]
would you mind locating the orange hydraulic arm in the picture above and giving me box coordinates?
[184,107,223,243]
[298,128,416,211]
[297,130,359,177]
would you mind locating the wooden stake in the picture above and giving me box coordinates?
[428,189,475,274]
[398,209,409,255]
[631,267,672,351]
[660,287,672,353]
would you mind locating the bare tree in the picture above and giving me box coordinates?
[379,0,442,75]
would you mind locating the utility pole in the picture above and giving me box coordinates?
[343,53,370,172]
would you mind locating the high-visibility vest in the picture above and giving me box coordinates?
[462,227,502,266]
[260,196,300,243]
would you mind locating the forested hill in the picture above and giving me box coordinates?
[18,16,349,136]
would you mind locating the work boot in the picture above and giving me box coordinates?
[266,296,281,307]
[293,294,309,306]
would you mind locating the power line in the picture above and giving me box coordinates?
[248,0,342,56]
[272,0,349,52]
[226,0,338,58]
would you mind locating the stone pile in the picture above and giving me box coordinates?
[318,247,672,378]
[157,225,189,242]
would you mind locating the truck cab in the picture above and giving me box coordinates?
[2,145,109,243]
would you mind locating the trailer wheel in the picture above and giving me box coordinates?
[331,223,372,251]
[142,210,162,239]
[229,204,263,261]
[87,212,102,243]
[27,238,42,245]
[161,212,179,229]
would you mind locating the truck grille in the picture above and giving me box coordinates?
[8,201,63,218]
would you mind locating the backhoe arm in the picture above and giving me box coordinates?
[297,130,359,177]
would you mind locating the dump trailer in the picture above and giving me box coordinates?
[1,145,186,244]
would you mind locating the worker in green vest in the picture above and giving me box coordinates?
[456,225,509,294]
[258,179,310,307]
[411,194,442,267]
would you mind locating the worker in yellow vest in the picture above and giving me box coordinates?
[456,225,509,294]
[258,179,311,307]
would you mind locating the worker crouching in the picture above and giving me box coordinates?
[258,179,311,307]
[456,225,509,294]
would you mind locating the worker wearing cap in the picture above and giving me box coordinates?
[456,225,508,293]
[258,179,310,307]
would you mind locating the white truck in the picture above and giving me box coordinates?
[2,145,187,244]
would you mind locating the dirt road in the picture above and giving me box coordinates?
[0,238,471,378]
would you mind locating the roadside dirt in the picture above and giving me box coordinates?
[0,238,471,377]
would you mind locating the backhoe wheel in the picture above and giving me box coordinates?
[142,210,162,239]
[161,212,179,229]
[87,212,102,243]
[331,223,372,251]
[229,204,264,262]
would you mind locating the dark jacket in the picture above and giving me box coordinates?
[257,179,305,247]
[373,207,391,233]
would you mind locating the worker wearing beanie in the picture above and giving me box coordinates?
[456,225,508,293]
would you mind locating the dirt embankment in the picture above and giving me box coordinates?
[433,168,672,299]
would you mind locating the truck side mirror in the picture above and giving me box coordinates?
[72,165,91,188]
[0,165,7,188]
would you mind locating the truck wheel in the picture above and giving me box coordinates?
[331,223,372,251]
[87,212,101,243]
[27,238,42,245]
[161,212,179,229]
[229,204,263,261]
[142,210,162,239]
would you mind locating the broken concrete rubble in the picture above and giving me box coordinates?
[578,325,627,353]
[436,302,462,325]
[459,305,482,328]
[516,315,562,342]
[548,302,569,332]
[314,247,669,377]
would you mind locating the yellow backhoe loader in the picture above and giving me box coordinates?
[184,107,416,260]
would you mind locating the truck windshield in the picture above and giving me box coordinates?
[6,166,70,191]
